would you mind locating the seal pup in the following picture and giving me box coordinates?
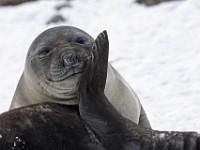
[9,26,150,128]
[0,30,200,150]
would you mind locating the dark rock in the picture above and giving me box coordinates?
[0,0,37,6]
[136,0,182,6]
[46,14,66,25]
[55,3,72,11]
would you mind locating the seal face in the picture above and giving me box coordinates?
[27,27,93,100]
[11,26,95,107]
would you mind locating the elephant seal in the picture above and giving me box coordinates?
[9,26,150,128]
[1,31,199,150]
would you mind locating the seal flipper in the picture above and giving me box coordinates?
[79,31,132,149]
[91,30,109,92]
[79,30,109,94]
[79,30,111,118]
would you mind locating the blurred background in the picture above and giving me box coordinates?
[0,0,200,131]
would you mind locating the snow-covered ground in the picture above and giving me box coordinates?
[1,0,200,132]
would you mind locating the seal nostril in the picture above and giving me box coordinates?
[63,58,72,67]
[62,52,89,68]
[76,55,79,62]
[63,52,80,67]
[72,56,78,64]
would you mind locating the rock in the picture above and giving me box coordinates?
[55,3,72,11]
[46,14,66,25]
[136,0,181,6]
[0,0,36,6]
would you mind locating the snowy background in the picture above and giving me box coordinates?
[0,0,200,132]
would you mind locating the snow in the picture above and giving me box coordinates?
[1,0,200,132]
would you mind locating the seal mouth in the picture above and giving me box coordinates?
[41,68,84,100]
[46,65,84,82]
[65,71,83,79]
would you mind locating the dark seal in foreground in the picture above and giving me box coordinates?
[78,30,200,150]
[9,26,151,128]
[0,31,200,150]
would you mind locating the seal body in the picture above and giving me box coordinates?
[9,26,150,128]
[106,64,150,127]
[0,104,104,150]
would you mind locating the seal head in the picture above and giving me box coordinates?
[11,26,94,107]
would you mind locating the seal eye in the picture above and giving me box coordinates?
[37,48,51,59]
[76,37,88,45]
